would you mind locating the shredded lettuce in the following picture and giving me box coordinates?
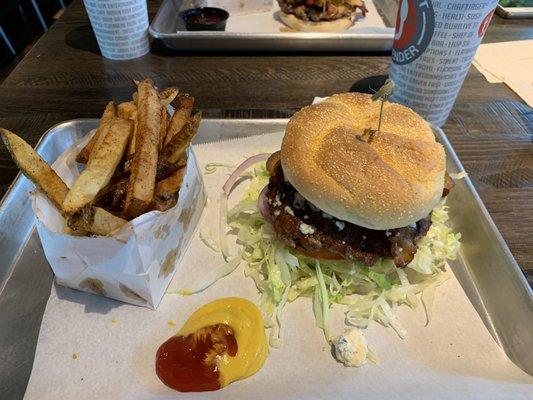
[175,257,241,296]
[199,227,220,252]
[204,162,234,174]
[450,171,467,180]
[207,162,461,351]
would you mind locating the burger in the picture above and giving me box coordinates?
[277,0,368,32]
[259,93,454,268]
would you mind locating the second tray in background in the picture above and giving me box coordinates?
[150,0,396,52]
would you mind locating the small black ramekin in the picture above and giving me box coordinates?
[181,7,230,31]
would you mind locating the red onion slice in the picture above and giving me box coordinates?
[222,153,271,196]
[258,185,274,225]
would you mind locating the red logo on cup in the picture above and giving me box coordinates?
[394,0,417,48]
[392,0,435,65]
[478,9,495,38]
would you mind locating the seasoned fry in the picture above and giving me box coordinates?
[111,179,128,211]
[117,101,136,120]
[63,118,133,213]
[123,79,161,219]
[0,128,69,211]
[159,107,168,151]
[163,111,201,164]
[94,175,127,208]
[164,95,194,146]
[156,156,186,181]
[126,109,138,158]
[153,167,186,211]
[87,122,112,164]
[160,87,179,106]
[68,206,127,236]
[76,101,116,163]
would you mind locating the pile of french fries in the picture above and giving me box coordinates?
[1,79,200,236]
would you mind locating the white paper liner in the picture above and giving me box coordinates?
[24,132,533,399]
[32,131,206,309]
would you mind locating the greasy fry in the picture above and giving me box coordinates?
[164,95,194,146]
[117,101,136,120]
[154,167,186,211]
[111,180,128,211]
[76,101,116,163]
[123,79,161,219]
[63,118,133,213]
[163,111,201,164]
[68,206,127,236]
[159,87,179,106]
[94,176,127,208]
[156,156,186,181]
[0,128,69,211]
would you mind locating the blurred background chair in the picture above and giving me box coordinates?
[0,0,72,82]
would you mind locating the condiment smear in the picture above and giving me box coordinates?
[156,297,268,392]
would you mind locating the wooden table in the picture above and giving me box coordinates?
[0,1,531,398]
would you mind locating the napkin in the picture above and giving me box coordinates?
[473,40,533,107]
[23,131,533,400]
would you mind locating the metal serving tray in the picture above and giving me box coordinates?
[0,119,532,398]
[496,4,533,18]
[149,0,395,52]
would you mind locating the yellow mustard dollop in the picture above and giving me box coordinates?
[178,297,268,387]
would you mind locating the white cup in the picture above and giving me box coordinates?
[83,0,150,60]
[390,0,499,127]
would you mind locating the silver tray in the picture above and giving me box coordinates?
[496,4,533,18]
[0,118,532,398]
[149,0,395,52]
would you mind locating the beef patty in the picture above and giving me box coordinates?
[263,159,445,268]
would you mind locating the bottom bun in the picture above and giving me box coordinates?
[279,12,354,32]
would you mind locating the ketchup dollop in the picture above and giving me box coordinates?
[155,323,238,392]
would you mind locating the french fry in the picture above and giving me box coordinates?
[164,95,194,146]
[117,101,136,120]
[87,122,112,164]
[159,87,179,106]
[0,128,69,211]
[153,167,186,211]
[76,101,116,163]
[111,179,128,211]
[126,109,138,158]
[68,206,127,236]
[63,118,133,213]
[156,156,186,181]
[123,79,161,219]
[162,111,201,164]
[159,107,168,151]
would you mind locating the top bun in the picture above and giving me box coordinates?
[280,93,446,230]
[279,12,354,32]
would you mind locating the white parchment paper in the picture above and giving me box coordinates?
[24,132,533,400]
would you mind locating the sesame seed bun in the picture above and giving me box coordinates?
[279,12,354,32]
[280,93,446,230]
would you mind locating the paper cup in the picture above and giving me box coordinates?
[389,0,499,127]
[83,0,150,60]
